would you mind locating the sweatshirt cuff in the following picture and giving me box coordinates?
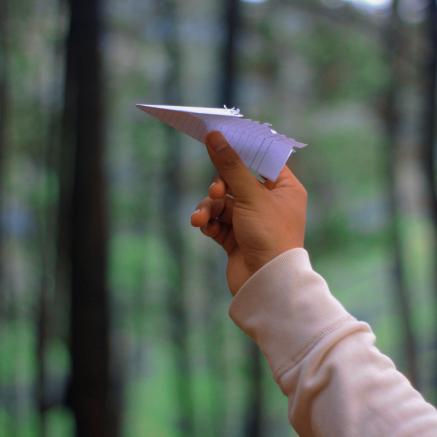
[228,248,355,379]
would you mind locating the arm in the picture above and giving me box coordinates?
[191,131,437,436]
[230,248,437,436]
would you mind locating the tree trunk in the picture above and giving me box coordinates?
[422,0,437,400]
[159,1,194,435]
[382,0,418,386]
[62,0,118,435]
[201,1,243,435]
[221,0,241,107]
[221,1,265,435]
[221,2,264,435]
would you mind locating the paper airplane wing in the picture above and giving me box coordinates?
[136,104,306,181]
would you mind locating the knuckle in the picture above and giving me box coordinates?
[197,197,208,209]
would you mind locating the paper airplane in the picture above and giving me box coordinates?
[136,104,306,181]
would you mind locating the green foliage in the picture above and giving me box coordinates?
[295,24,389,103]
[0,320,36,385]
[46,409,74,437]
[110,233,148,295]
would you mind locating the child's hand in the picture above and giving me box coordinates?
[191,131,307,294]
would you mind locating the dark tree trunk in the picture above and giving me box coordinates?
[221,2,264,436]
[382,0,418,386]
[219,1,265,435]
[200,1,244,435]
[422,0,437,399]
[159,1,194,435]
[62,0,118,435]
[221,0,241,107]
[204,0,240,436]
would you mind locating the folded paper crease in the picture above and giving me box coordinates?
[136,104,306,181]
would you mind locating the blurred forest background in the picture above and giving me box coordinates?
[0,0,436,436]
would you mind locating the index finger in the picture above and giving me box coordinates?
[209,177,227,199]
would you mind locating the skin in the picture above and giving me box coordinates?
[191,131,308,295]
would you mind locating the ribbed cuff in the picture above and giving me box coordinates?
[229,248,354,379]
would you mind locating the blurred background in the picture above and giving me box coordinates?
[0,0,436,435]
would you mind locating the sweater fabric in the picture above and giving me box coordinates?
[229,248,437,436]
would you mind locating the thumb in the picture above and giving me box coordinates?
[205,131,259,199]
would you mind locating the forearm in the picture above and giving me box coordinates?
[229,249,437,436]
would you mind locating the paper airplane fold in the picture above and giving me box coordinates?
[136,104,306,181]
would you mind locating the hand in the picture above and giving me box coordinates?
[191,131,307,295]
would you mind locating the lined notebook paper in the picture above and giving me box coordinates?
[136,104,306,181]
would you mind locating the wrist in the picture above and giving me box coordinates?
[245,244,303,277]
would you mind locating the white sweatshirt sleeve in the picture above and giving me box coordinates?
[229,248,437,437]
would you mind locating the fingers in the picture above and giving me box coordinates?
[191,206,211,228]
[206,161,301,195]
[191,196,233,227]
[205,131,260,200]
[191,198,224,227]
[208,177,227,199]
[200,220,221,238]
[200,221,236,255]
[208,165,303,195]
[194,188,236,254]
[209,177,235,199]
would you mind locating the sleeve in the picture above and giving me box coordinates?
[229,248,437,437]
